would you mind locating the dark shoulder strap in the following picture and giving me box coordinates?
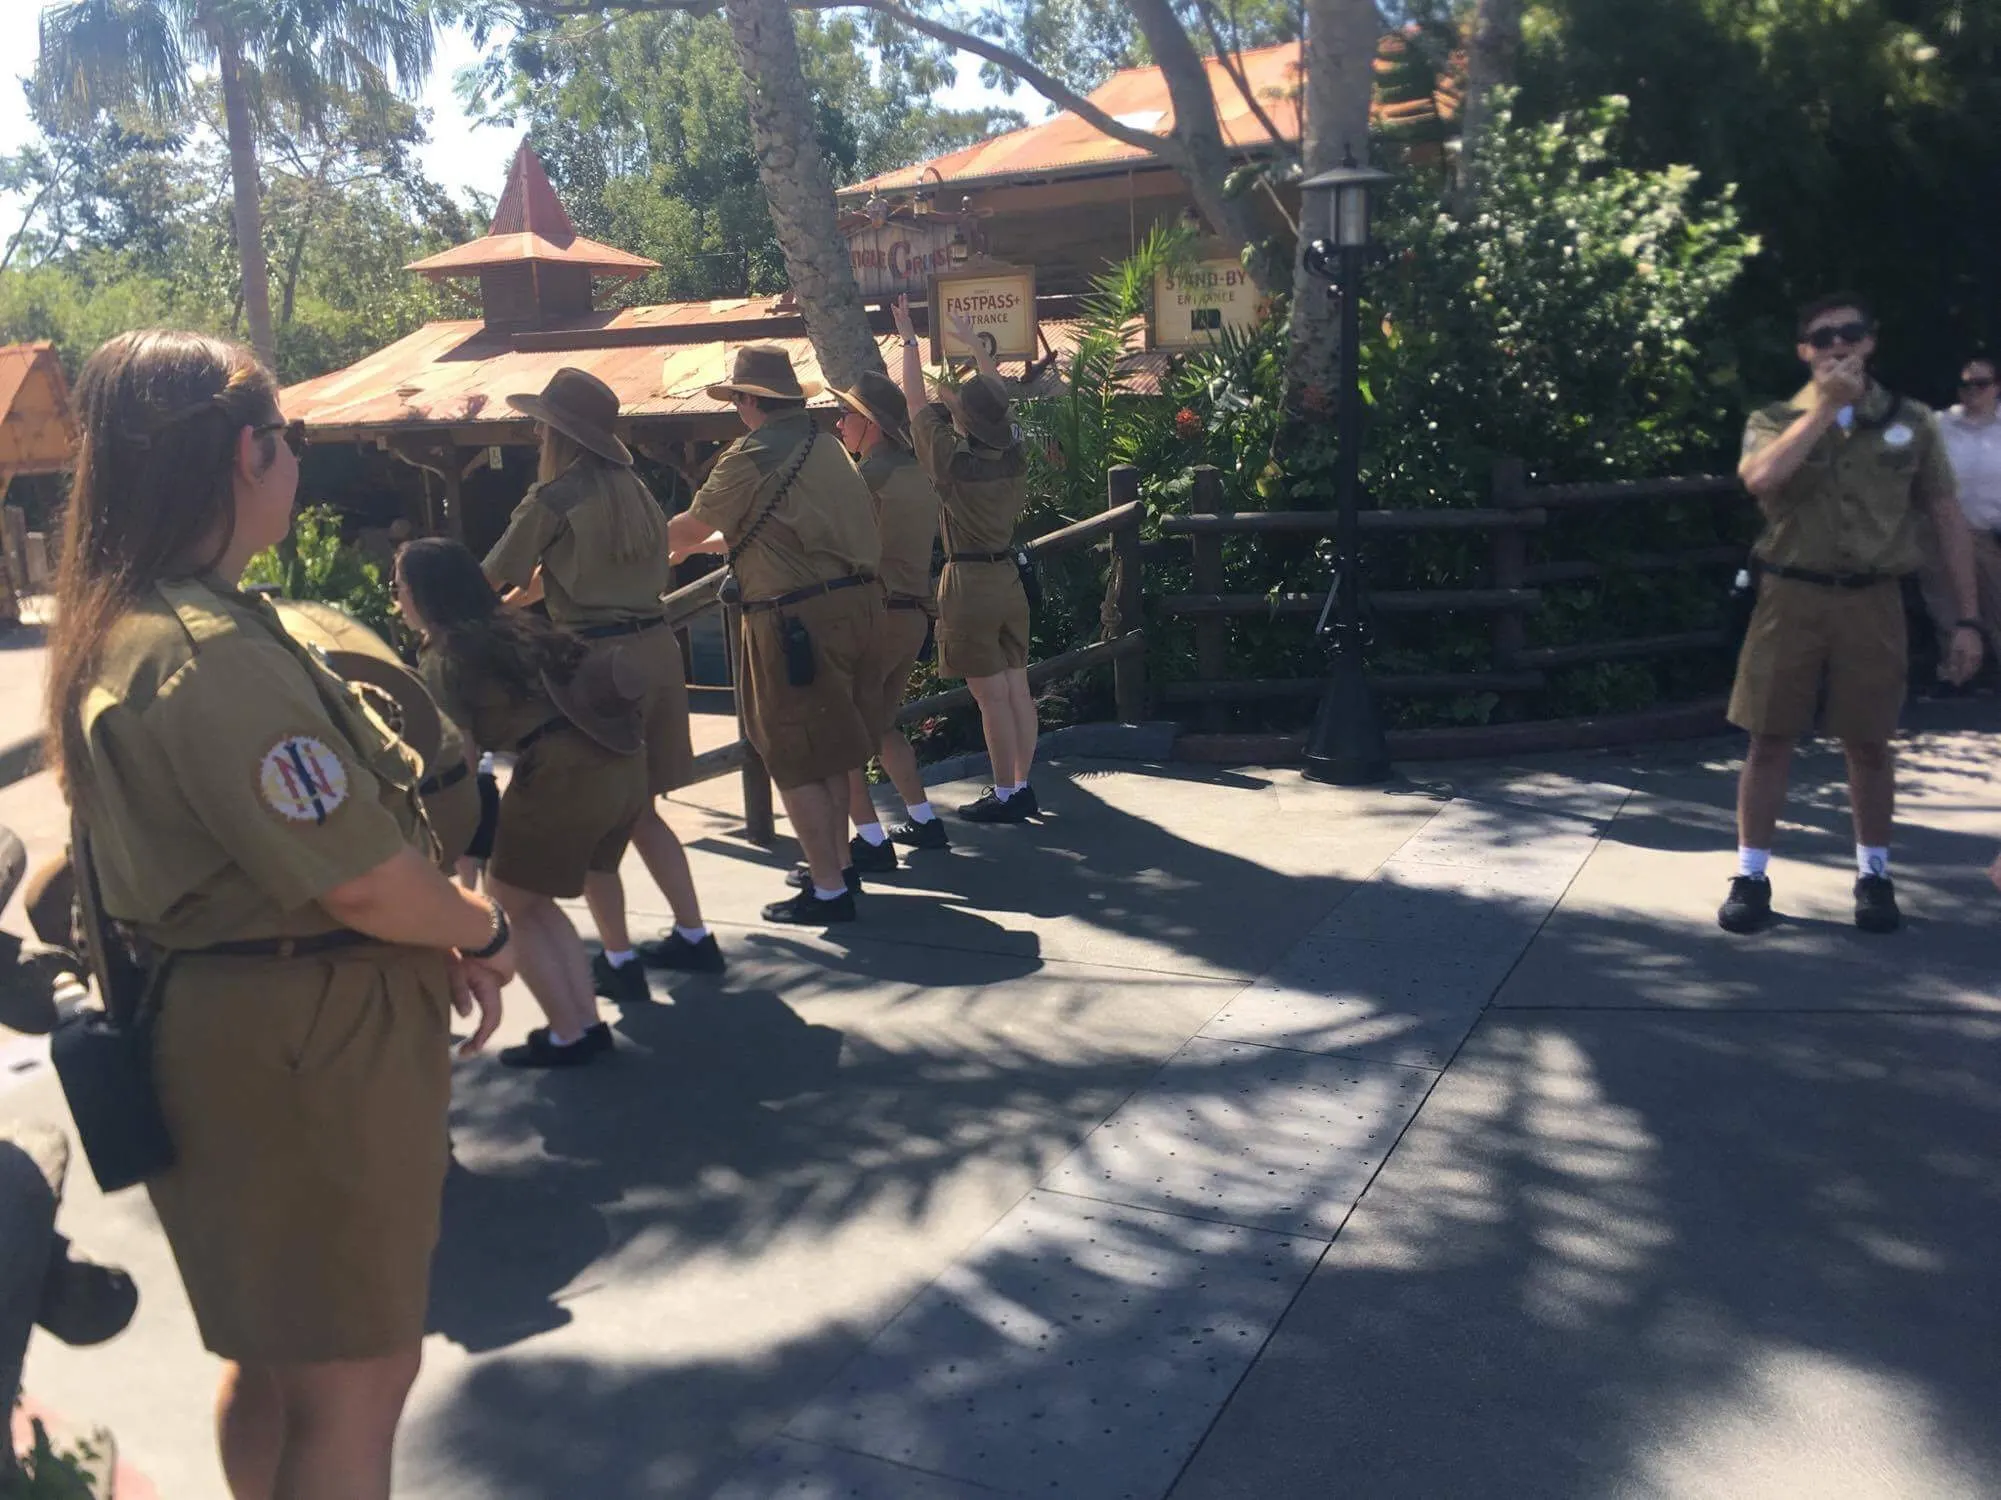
[68,813,149,1028]
[726,430,816,571]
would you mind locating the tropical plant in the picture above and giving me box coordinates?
[243,505,395,634]
[34,0,435,367]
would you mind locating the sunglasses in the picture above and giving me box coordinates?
[255,419,307,459]
[1804,320,1871,351]
[1962,376,1997,390]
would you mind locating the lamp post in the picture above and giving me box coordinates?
[1299,155,1395,786]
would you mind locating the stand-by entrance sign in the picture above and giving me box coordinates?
[930,265,1038,363]
[1152,258,1258,348]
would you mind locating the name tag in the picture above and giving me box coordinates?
[1884,423,1914,448]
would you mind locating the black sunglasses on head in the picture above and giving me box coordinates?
[254,419,307,458]
[1804,320,1872,351]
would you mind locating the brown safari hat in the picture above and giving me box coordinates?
[272,600,445,776]
[507,367,634,467]
[706,345,822,403]
[942,372,1015,450]
[831,370,912,448]
[544,644,645,757]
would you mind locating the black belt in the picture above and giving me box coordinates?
[177,930,378,961]
[1761,562,1896,590]
[946,550,1014,564]
[514,716,571,754]
[886,594,931,611]
[742,574,871,615]
[419,760,470,797]
[576,615,669,640]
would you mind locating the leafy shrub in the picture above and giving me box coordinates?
[242,505,395,635]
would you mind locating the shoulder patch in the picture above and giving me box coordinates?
[258,735,350,825]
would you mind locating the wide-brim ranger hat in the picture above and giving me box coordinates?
[942,372,1015,450]
[831,370,912,447]
[507,367,634,467]
[272,599,445,776]
[544,644,646,757]
[706,344,823,404]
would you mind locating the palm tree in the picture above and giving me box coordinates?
[36,0,435,369]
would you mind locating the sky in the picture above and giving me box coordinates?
[0,2,1018,221]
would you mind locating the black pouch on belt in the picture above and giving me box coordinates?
[50,819,175,1193]
[781,614,816,686]
[1013,545,1041,610]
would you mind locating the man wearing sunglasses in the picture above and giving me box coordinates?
[1917,357,2001,675]
[1722,294,1983,936]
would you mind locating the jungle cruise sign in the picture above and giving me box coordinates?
[846,219,960,299]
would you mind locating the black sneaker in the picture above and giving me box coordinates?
[1854,874,1902,933]
[1013,783,1040,819]
[785,864,864,894]
[763,887,858,925]
[1717,875,1774,934]
[592,952,653,1006]
[958,787,1027,824]
[850,835,899,874]
[886,817,950,850]
[635,931,727,973]
[500,1024,609,1069]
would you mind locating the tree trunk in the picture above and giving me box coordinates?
[1454,0,1524,216]
[1128,0,1277,289]
[215,34,277,369]
[720,0,884,389]
[1285,0,1378,422]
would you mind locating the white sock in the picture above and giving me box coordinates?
[549,1030,580,1047]
[1737,848,1771,879]
[856,822,887,846]
[674,925,710,944]
[1010,781,1028,794]
[1857,845,1890,879]
[993,784,1014,801]
[813,884,848,901]
[605,949,636,968]
[907,801,936,824]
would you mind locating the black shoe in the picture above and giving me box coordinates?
[35,1236,137,1346]
[592,952,653,1006]
[958,787,1027,824]
[785,864,864,894]
[1855,874,1902,933]
[500,1025,608,1069]
[1014,783,1039,818]
[886,817,950,850]
[1718,875,1774,934]
[763,887,858,925]
[850,834,899,874]
[635,931,727,973]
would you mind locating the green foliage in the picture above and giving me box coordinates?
[243,505,396,634]
[6,1412,109,1498]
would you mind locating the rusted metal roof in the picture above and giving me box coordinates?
[845,39,1452,197]
[406,141,659,280]
[0,343,77,475]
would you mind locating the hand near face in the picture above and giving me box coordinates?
[1812,352,1867,409]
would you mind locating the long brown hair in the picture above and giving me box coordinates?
[45,330,281,793]
[396,537,587,704]
[535,425,665,564]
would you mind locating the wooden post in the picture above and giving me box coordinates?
[1490,458,1530,687]
[440,457,466,541]
[1106,465,1147,723]
[723,599,775,845]
[1189,466,1228,730]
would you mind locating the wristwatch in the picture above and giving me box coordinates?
[464,897,510,960]
[1956,618,1983,633]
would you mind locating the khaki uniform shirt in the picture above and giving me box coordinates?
[913,403,1027,554]
[75,576,429,950]
[1743,382,1955,576]
[417,648,558,759]
[685,411,881,600]
[859,446,941,604]
[484,459,672,627]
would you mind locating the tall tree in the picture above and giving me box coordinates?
[1454,0,1522,214]
[36,0,435,368]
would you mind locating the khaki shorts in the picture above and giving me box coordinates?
[490,730,649,897]
[593,623,693,796]
[148,949,453,1363]
[860,604,930,742]
[1728,574,1907,742]
[937,560,1030,680]
[422,763,482,868]
[739,584,883,790]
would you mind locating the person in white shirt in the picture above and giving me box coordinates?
[1920,355,2001,678]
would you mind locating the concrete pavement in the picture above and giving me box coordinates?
[3,704,1998,1498]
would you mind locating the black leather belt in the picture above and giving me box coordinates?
[514,716,571,754]
[178,930,377,960]
[1761,563,1895,589]
[577,615,669,640]
[419,760,470,797]
[945,550,1013,564]
[886,594,931,611]
[742,574,871,615]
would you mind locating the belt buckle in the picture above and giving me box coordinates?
[276,938,297,960]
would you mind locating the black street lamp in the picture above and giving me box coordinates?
[1299,154,1395,787]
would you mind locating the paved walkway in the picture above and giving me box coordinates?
[6,703,2000,1498]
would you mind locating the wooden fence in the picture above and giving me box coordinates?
[671,468,1149,846]
[1155,458,1745,733]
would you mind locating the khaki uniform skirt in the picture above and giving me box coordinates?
[146,947,453,1363]
[490,728,649,898]
[862,602,931,742]
[739,585,885,790]
[593,622,694,796]
[937,560,1029,680]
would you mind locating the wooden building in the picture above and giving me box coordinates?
[0,343,78,620]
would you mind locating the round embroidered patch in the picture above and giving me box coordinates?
[259,736,350,825]
[1884,423,1914,448]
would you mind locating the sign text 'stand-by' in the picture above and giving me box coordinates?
[1151,257,1260,349]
